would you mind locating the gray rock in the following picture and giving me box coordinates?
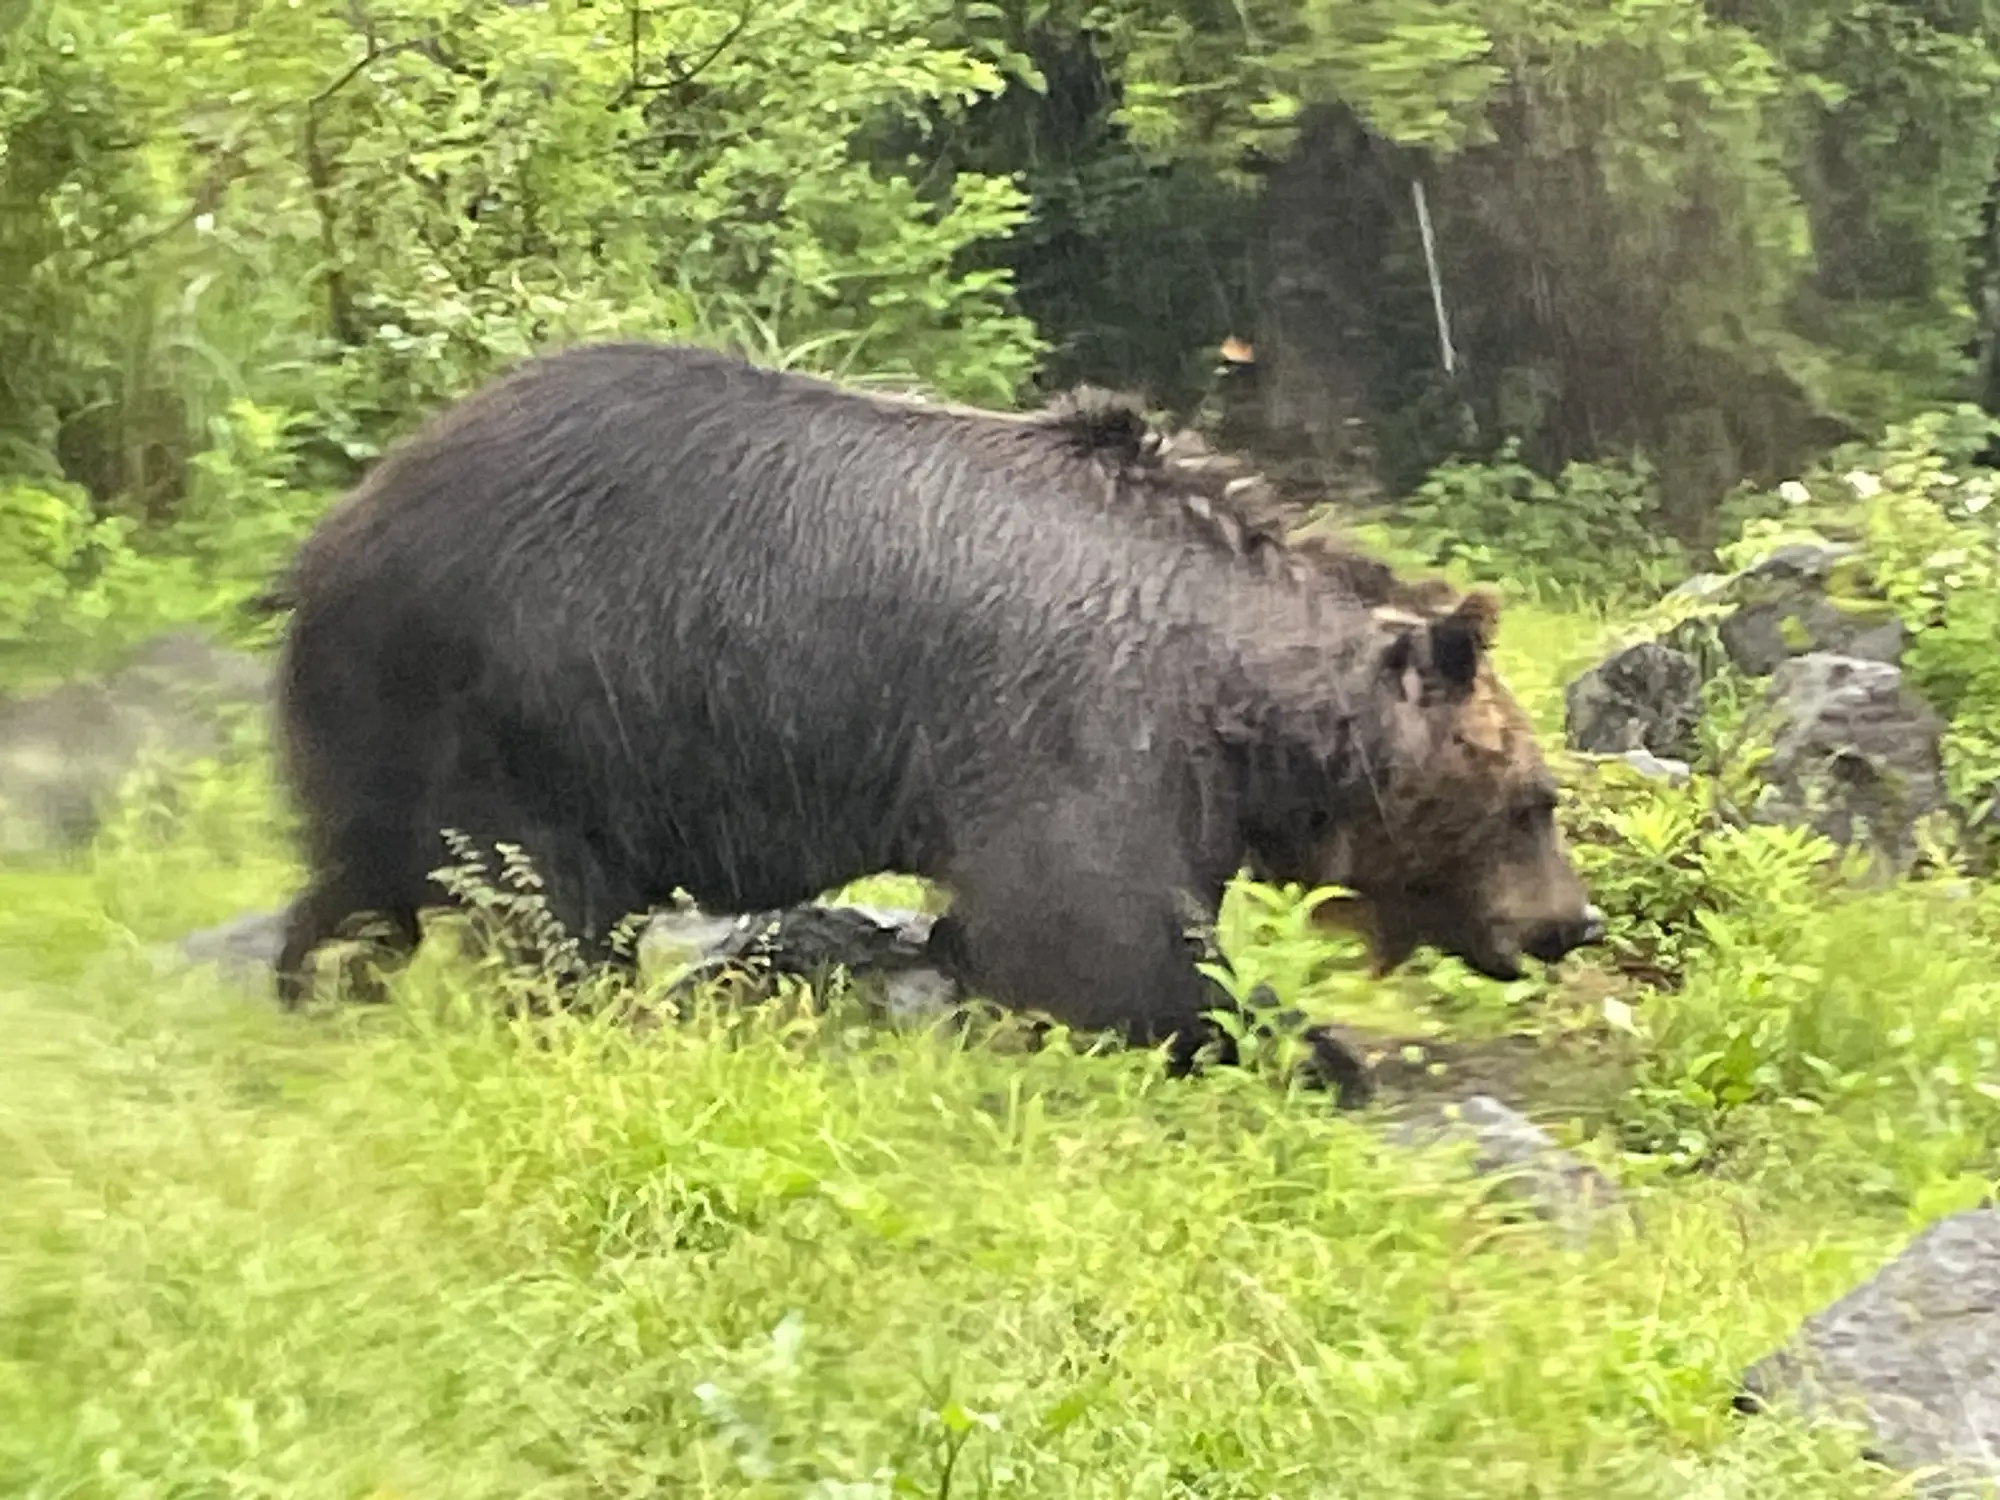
[656,902,962,1019]
[0,631,270,856]
[162,898,965,1021]
[1563,640,1703,759]
[1754,653,1950,875]
[638,908,749,962]
[1388,1094,1625,1249]
[1715,549,1904,675]
[1744,541,1860,581]
[665,902,942,979]
[168,908,288,983]
[877,967,964,1023]
[1593,748,1693,785]
[1739,1208,2000,1495]
[1720,598,1903,677]
[1665,571,1733,603]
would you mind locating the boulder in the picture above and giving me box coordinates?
[1388,1093,1627,1250]
[653,902,961,1022]
[1715,543,1903,677]
[1563,640,1704,759]
[166,899,967,1024]
[1664,571,1732,603]
[1580,748,1693,786]
[1738,1208,2000,1495]
[1754,653,1949,875]
[0,632,270,856]
[172,908,287,981]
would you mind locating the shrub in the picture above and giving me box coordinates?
[1396,442,1688,607]
[0,401,322,691]
[1613,877,2000,1184]
[1559,761,1849,991]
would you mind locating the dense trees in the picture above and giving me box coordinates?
[4,0,2000,542]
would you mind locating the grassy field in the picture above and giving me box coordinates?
[2,594,1994,1499]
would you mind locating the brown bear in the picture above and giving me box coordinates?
[260,342,1601,1079]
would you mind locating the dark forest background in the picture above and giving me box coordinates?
[10,0,2000,557]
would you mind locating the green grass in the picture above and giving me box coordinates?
[0,919,1908,1497]
[1,597,1993,1498]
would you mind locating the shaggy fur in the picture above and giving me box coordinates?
[265,341,1600,1062]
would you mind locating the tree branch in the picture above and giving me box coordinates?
[609,2,759,110]
[304,34,428,345]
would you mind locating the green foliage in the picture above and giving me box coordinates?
[0,751,1946,1494]
[1,0,1048,516]
[1082,0,2000,517]
[884,25,1268,413]
[0,479,109,640]
[1088,0,1505,167]
[1851,428,2000,826]
[175,399,325,593]
[1495,404,2000,1169]
[1530,709,2000,1179]
[1560,763,1849,989]
[1616,879,2000,1185]
[0,479,190,689]
[1756,1,2000,428]
[0,411,317,691]
[13,0,2000,555]
[1396,440,1688,606]
[8,3,2000,1483]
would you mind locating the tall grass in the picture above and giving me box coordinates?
[0,707,1979,1498]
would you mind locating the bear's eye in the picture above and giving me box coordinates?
[1512,791,1558,832]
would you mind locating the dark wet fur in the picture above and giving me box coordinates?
[267,342,1587,1073]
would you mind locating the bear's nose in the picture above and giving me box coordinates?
[1523,906,1606,965]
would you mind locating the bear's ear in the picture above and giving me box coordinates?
[1457,586,1503,644]
[1427,588,1499,689]
[1373,609,1427,704]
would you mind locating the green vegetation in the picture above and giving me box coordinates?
[7,0,2000,1493]
[2,725,1987,1497]
[7,557,1999,1492]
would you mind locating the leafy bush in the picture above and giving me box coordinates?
[1614,878,2000,1184]
[0,401,321,691]
[0,480,110,642]
[1,0,1049,523]
[1543,710,1998,1183]
[1559,762,1849,990]
[1523,410,2000,1172]
[1397,442,1688,606]
[0,479,172,689]
[1854,440,2000,833]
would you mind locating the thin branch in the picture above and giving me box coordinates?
[664,5,758,87]
[81,129,250,272]
[304,35,427,345]
[630,0,642,100]
[609,2,759,109]
[80,203,210,274]
[308,34,426,109]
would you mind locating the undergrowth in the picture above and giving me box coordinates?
[7,1,2000,1485]
[0,752,1940,1497]
[4,586,1998,1494]
[5,386,2000,1495]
